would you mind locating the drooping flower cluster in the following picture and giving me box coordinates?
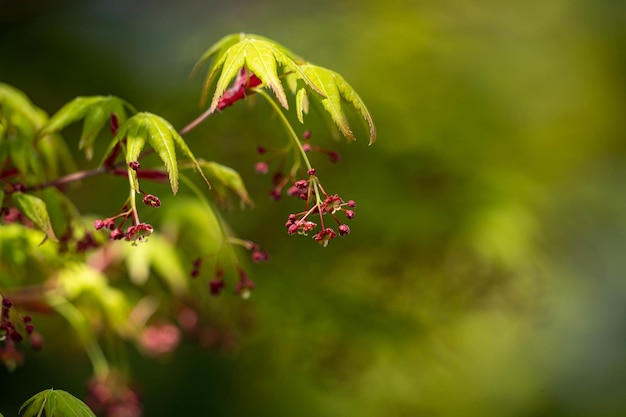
[94,218,154,244]
[284,173,356,247]
[85,373,142,417]
[189,239,267,298]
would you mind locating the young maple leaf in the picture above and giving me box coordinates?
[191,32,324,113]
[291,63,376,145]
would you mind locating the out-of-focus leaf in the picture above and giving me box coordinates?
[123,234,188,296]
[20,389,96,417]
[56,263,134,337]
[161,196,224,257]
[0,83,49,180]
[40,96,135,159]
[198,160,252,208]
[299,64,376,144]
[12,192,58,242]
[37,132,77,179]
[0,83,46,139]
[192,33,324,113]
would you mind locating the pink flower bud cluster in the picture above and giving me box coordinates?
[284,173,356,247]
[85,373,142,417]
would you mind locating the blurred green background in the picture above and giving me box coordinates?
[2,0,626,415]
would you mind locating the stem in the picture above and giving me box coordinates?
[179,107,215,136]
[254,89,326,205]
[48,295,110,378]
[254,89,313,172]
[24,166,107,192]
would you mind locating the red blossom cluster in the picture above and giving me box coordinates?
[283,175,355,247]
[0,297,43,371]
[85,373,142,417]
[94,219,154,243]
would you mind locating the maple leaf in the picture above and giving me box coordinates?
[292,63,376,145]
[102,112,209,195]
[192,32,323,113]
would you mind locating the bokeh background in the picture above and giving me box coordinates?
[2,0,626,415]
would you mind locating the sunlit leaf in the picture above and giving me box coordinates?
[40,96,135,159]
[198,160,253,208]
[295,86,309,124]
[12,192,58,242]
[299,64,376,145]
[124,116,147,193]
[144,114,179,194]
[192,33,324,113]
[20,389,96,417]
[105,112,209,195]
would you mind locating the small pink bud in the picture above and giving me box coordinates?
[303,130,311,140]
[256,146,267,154]
[328,151,341,163]
[347,200,356,208]
[128,161,141,171]
[94,219,105,230]
[110,229,125,240]
[254,162,269,174]
[252,250,269,263]
[345,210,355,219]
[307,168,316,176]
[210,278,225,296]
[270,188,282,201]
[338,224,350,236]
[30,332,43,351]
[302,144,312,153]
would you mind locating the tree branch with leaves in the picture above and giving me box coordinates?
[0,32,375,417]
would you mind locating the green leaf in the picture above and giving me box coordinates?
[0,83,47,138]
[123,234,188,296]
[192,33,324,112]
[124,116,147,193]
[299,64,377,145]
[0,84,50,180]
[104,112,209,195]
[12,192,58,242]
[40,96,135,159]
[37,133,78,179]
[20,389,96,417]
[144,114,179,194]
[198,160,253,208]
